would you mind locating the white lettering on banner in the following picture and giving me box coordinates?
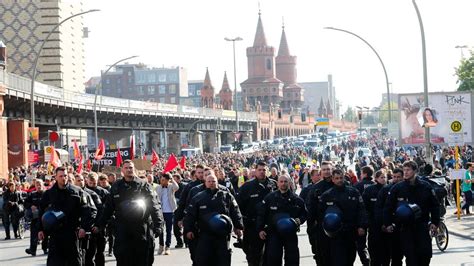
[35,82,62,99]
[102,96,128,107]
[182,106,200,114]
[222,110,236,117]
[450,169,467,180]
[158,103,178,112]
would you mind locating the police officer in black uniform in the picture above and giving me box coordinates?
[93,160,164,266]
[184,172,244,266]
[25,179,48,256]
[362,169,387,266]
[354,166,374,266]
[306,161,334,265]
[257,175,307,266]
[383,161,440,266]
[87,172,110,266]
[38,166,97,266]
[376,168,404,266]
[237,161,277,266]
[320,168,368,266]
[2,181,24,240]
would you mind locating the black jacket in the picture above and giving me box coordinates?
[307,179,334,226]
[2,190,24,213]
[236,178,277,223]
[256,190,307,233]
[175,179,203,221]
[362,182,384,227]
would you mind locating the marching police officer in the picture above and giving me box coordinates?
[306,161,334,265]
[319,169,368,266]
[376,168,404,266]
[237,161,277,266]
[87,172,110,266]
[25,179,48,256]
[362,170,387,266]
[354,166,374,266]
[93,160,164,266]
[184,173,244,266]
[383,161,440,266]
[257,175,307,265]
[38,166,97,266]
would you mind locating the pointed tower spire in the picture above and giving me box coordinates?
[204,67,211,86]
[221,71,230,92]
[277,21,290,56]
[253,11,268,47]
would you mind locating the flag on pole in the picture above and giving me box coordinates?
[95,139,106,160]
[163,154,178,173]
[49,146,62,168]
[179,156,186,170]
[87,159,92,172]
[77,154,83,174]
[130,135,135,159]
[73,139,81,160]
[151,149,160,166]
[116,146,123,167]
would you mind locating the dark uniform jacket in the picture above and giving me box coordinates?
[307,179,334,227]
[97,176,164,237]
[24,190,43,220]
[39,183,97,233]
[354,178,375,195]
[256,190,307,233]
[383,177,440,227]
[183,188,244,235]
[175,179,203,221]
[362,182,384,228]
[374,183,394,227]
[237,178,277,224]
[319,184,368,232]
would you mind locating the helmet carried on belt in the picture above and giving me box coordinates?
[323,205,343,238]
[273,213,298,238]
[119,199,147,222]
[207,213,233,236]
[41,210,66,232]
[395,203,422,224]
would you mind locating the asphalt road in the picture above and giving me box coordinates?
[1,223,473,266]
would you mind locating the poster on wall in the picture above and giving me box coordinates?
[398,92,472,145]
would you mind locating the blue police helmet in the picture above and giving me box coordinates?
[41,210,66,232]
[323,213,343,238]
[119,199,147,222]
[275,217,298,237]
[395,203,421,224]
[207,213,233,236]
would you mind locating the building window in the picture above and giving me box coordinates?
[159,74,166,82]
[128,71,132,76]
[148,73,156,83]
[117,87,122,94]
[128,78,133,83]
[117,79,121,84]
[105,79,110,84]
[159,97,165,103]
[196,89,201,96]
[138,87,144,95]
[148,86,155,94]
[287,93,291,97]
[273,87,276,92]
[169,73,178,82]
[129,87,133,92]
[159,85,166,94]
[243,88,246,93]
[169,84,176,94]
[266,58,272,70]
[170,97,176,104]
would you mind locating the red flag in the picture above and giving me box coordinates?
[95,139,106,160]
[116,146,123,167]
[179,156,186,170]
[163,154,178,173]
[87,160,92,172]
[77,154,83,174]
[130,135,135,159]
[151,149,160,166]
[73,139,80,160]
[142,153,147,160]
[49,146,62,168]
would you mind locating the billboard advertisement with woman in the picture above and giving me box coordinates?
[399,92,472,145]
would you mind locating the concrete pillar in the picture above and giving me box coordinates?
[192,131,203,152]
[0,84,7,178]
[150,132,161,152]
[167,132,181,155]
[7,119,29,168]
[204,131,221,153]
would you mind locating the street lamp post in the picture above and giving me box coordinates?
[93,55,138,148]
[224,37,243,133]
[187,119,205,146]
[30,9,100,129]
[324,27,392,123]
[412,0,432,164]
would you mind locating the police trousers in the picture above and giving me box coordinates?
[328,230,357,266]
[243,222,265,266]
[315,224,331,266]
[29,219,48,254]
[47,230,82,266]
[400,223,432,266]
[195,232,231,266]
[264,232,299,266]
[368,226,386,266]
[114,225,152,266]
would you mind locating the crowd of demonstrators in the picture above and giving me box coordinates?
[0,131,472,265]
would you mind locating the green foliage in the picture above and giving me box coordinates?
[342,106,355,122]
[455,50,474,91]
[378,101,399,125]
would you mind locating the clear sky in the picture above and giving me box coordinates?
[83,0,474,111]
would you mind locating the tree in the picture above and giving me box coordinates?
[378,101,399,125]
[455,50,474,91]
[342,106,356,122]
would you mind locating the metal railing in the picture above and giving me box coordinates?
[2,72,257,121]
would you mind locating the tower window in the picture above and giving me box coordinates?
[266,59,272,70]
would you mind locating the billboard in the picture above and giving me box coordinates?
[398,92,472,145]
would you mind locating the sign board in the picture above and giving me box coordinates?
[316,118,329,128]
[399,92,472,145]
[450,169,466,180]
[28,151,39,164]
[88,147,132,171]
[417,107,439,128]
[132,159,152,171]
[222,110,236,117]
[44,146,54,162]
[28,127,39,142]
[182,106,200,114]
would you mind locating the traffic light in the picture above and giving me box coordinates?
[278,109,282,119]
[358,111,363,120]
